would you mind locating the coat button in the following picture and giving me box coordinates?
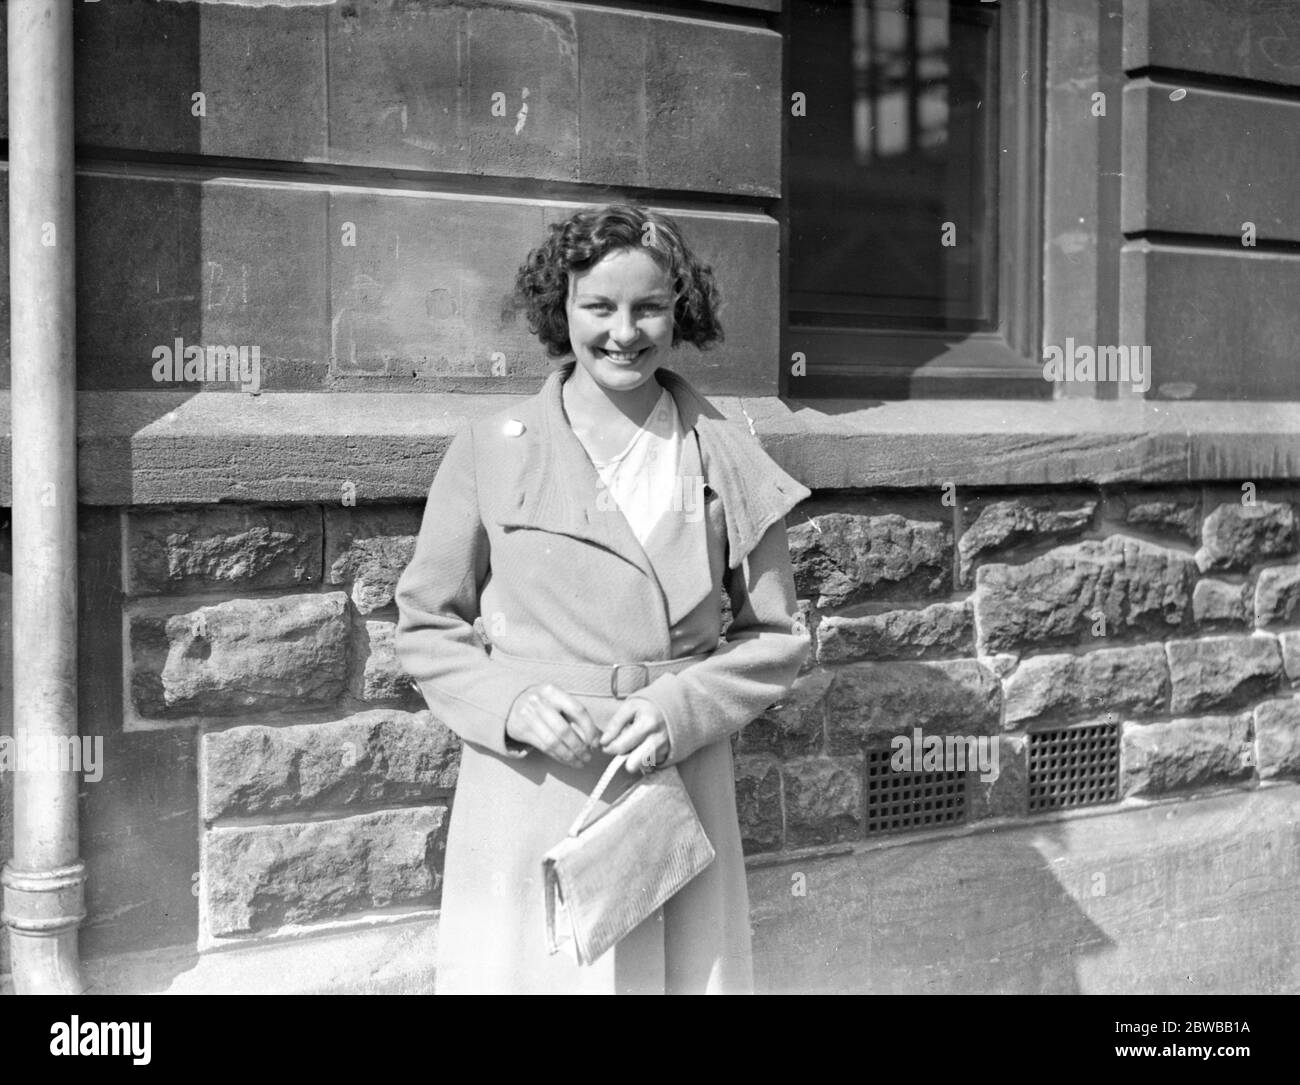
[503,419,526,437]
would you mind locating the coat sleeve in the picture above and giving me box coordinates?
[635,515,809,766]
[393,424,540,759]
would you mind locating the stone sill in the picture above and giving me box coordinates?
[0,391,1297,505]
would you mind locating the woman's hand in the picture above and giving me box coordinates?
[505,684,601,768]
[600,697,670,774]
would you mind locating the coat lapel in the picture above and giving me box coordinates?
[495,361,812,592]
[654,367,812,570]
[496,365,659,584]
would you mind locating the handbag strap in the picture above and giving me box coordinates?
[566,755,629,837]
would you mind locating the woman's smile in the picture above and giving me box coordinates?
[598,346,650,363]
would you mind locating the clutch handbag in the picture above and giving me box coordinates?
[543,753,716,966]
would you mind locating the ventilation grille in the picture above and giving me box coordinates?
[1027,722,1120,812]
[864,748,967,836]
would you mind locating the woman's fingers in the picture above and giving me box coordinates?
[543,687,601,748]
[520,689,590,766]
[599,699,638,749]
[537,710,591,765]
[601,709,656,757]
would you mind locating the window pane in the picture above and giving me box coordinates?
[789,0,999,331]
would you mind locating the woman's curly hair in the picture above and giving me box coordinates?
[512,204,724,358]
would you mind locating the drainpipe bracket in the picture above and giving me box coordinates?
[1,860,88,936]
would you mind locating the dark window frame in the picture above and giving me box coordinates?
[780,0,1046,399]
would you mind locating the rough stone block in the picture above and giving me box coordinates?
[1254,698,1300,781]
[981,652,1020,680]
[975,535,1196,654]
[783,756,862,847]
[130,593,350,718]
[325,506,422,614]
[816,602,973,663]
[1255,564,1300,629]
[788,505,951,609]
[1105,486,1200,542]
[1166,635,1283,715]
[1122,715,1253,797]
[1197,501,1298,572]
[202,709,459,821]
[126,506,321,596]
[205,806,446,936]
[958,495,1096,585]
[742,668,830,756]
[353,620,423,706]
[1282,631,1300,685]
[826,659,1000,754]
[1003,644,1169,727]
[1192,578,1250,628]
[734,755,783,853]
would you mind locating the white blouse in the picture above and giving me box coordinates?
[584,387,690,548]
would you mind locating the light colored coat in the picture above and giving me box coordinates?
[394,362,810,993]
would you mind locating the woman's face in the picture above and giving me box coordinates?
[565,246,675,396]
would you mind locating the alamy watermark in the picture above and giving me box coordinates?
[1042,338,1151,394]
[151,338,262,393]
[50,1016,151,1065]
[0,733,104,783]
[890,727,1000,783]
[596,473,705,525]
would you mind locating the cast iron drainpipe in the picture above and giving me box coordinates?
[1,0,86,994]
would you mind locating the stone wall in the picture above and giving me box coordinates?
[737,484,1300,853]
[105,481,1300,948]
[120,504,457,942]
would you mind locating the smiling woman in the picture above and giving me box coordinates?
[394,203,811,993]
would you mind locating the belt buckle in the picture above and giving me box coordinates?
[609,662,650,698]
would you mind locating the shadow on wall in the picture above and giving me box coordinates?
[749,816,1112,995]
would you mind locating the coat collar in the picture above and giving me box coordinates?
[498,363,810,573]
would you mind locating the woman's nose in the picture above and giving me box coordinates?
[610,309,638,345]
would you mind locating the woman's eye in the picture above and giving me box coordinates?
[583,303,665,315]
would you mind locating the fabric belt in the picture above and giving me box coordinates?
[489,647,709,698]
